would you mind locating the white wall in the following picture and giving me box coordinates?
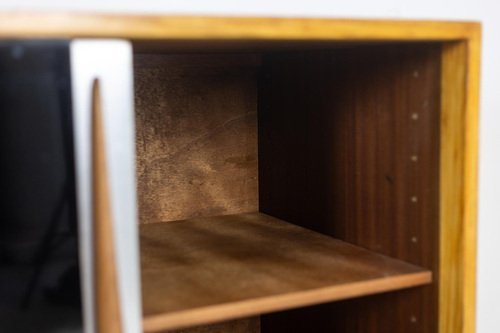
[4,1,498,332]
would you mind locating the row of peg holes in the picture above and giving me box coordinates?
[410,69,426,326]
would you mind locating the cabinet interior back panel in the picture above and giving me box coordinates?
[134,54,259,224]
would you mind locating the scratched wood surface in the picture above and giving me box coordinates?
[134,54,259,224]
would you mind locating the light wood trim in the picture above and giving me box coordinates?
[439,27,481,333]
[463,31,481,333]
[0,13,480,41]
[92,79,123,333]
[440,40,467,333]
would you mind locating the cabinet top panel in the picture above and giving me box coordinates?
[0,13,480,45]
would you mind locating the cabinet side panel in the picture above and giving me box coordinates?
[259,44,441,333]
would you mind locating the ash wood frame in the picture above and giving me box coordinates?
[0,13,481,333]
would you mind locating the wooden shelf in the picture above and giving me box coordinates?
[140,212,431,332]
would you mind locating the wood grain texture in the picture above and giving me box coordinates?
[0,13,479,333]
[92,80,123,333]
[140,212,431,332]
[134,54,258,223]
[0,13,480,44]
[156,317,259,333]
[463,32,481,333]
[258,44,441,333]
[439,37,481,333]
[440,41,466,333]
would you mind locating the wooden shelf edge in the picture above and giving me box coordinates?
[143,271,431,332]
[140,212,432,332]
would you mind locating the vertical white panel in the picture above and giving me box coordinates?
[70,40,141,333]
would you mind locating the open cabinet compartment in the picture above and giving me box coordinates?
[0,13,479,333]
[133,42,440,333]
